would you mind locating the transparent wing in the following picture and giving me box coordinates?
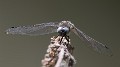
[72,27,113,56]
[6,22,59,36]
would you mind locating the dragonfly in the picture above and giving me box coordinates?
[6,21,113,56]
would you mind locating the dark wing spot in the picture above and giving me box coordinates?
[11,27,17,28]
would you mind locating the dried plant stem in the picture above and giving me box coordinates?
[41,36,76,67]
[55,48,64,67]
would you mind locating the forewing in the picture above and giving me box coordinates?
[6,22,59,36]
[72,27,113,56]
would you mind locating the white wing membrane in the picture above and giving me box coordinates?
[72,27,113,56]
[6,22,59,36]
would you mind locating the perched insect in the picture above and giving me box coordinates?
[6,21,113,56]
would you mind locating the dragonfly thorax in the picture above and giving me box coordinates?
[57,27,70,36]
[59,21,75,29]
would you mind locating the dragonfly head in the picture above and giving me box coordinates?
[57,27,70,36]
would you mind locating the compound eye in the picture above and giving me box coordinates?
[63,27,69,32]
[57,27,63,33]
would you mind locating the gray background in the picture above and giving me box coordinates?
[0,0,120,67]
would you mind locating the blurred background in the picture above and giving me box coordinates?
[0,0,120,67]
